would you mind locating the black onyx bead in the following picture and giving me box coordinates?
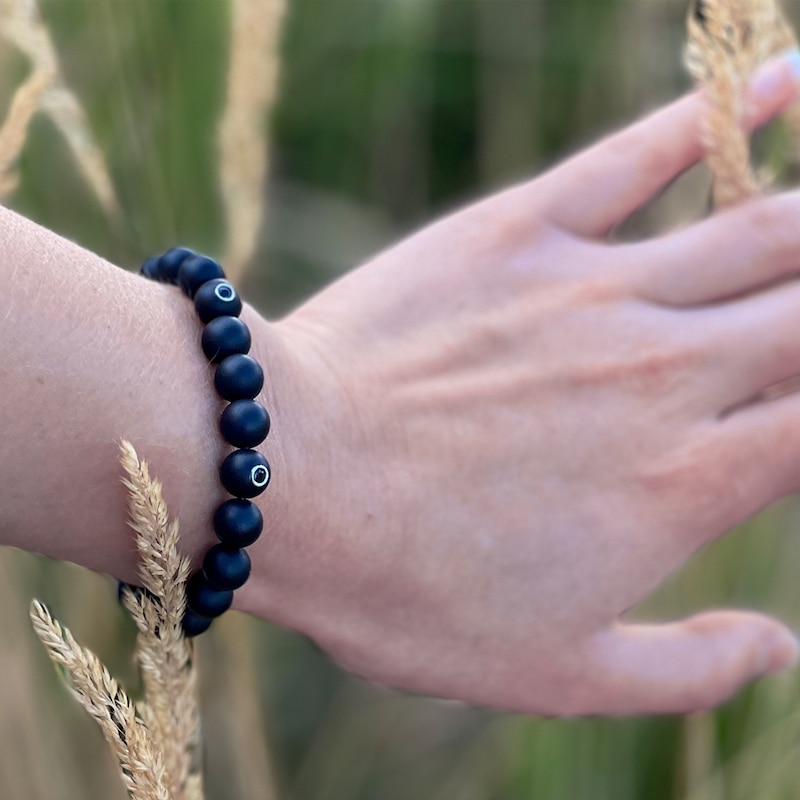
[220,449,271,498]
[194,278,243,323]
[157,247,195,284]
[202,316,251,363]
[214,354,264,401]
[182,607,213,637]
[214,499,263,548]
[203,545,251,591]
[187,573,233,618]
[139,256,161,281]
[178,254,225,298]
[220,400,270,448]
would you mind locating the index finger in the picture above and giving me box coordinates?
[537,51,800,238]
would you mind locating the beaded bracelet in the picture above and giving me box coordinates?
[139,247,271,637]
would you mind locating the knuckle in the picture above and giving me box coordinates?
[740,196,800,264]
[637,432,725,512]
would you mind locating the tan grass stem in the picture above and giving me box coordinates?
[0,66,54,197]
[0,0,119,215]
[217,0,287,283]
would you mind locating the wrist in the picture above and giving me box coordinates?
[230,310,335,633]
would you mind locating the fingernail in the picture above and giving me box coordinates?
[751,49,800,97]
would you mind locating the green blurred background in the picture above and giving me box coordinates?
[3,0,800,798]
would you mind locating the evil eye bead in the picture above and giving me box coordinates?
[187,573,234,618]
[178,254,225,298]
[194,278,243,323]
[213,499,263,548]
[201,316,251,363]
[220,400,270,448]
[220,449,270,498]
[214,354,264,401]
[182,607,213,637]
[202,545,251,591]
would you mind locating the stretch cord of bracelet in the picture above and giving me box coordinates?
[135,247,271,637]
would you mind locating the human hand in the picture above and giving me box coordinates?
[241,52,800,716]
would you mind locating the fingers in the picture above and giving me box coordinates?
[537,52,800,238]
[716,387,800,508]
[703,280,800,405]
[581,612,798,715]
[631,192,800,307]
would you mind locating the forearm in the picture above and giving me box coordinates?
[0,205,286,597]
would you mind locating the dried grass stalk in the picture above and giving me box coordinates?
[30,600,173,800]
[0,0,119,215]
[30,440,204,800]
[686,0,765,205]
[686,0,800,206]
[217,0,287,282]
[119,439,202,800]
[0,65,54,197]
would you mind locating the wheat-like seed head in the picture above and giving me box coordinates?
[686,0,800,206]
[119,439,202,800]
[30,440,204,800]
[30,600,173,800]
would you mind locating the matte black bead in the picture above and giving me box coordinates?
[214,499,263,548]
[220,449,271,498]
[202,316,251,363]
[139,256,161,281]
[157,247,195,284]
[194,278,243,323]
[220,400,270,448]
[214,354,264,401]
[182,607,213,637]
[178,254,225,298]
[203,545,251,591]
[186,572,233,618]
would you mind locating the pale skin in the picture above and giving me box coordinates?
[3,53,800,718]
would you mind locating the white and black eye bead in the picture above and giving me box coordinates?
[157,246,196,284]
[202,545,251,591]
[194,278,243,323]
[220,400,270,448]
[214,354,264,401]
[220,449,271,497]
[182,607,213,637]
[178,254,226,298]
[202,316,251,363]
[187,572,234,618]
[214,499,263,548]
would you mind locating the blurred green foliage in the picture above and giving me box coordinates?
[4,1,800,798]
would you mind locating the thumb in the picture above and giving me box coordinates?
[581,611,799,715]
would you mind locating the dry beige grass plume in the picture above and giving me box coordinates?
[0,65,53,195]
[119,439,202,800]
[30,599,173,800]
[0,0,119,214]
[685,0,800,206]
[218,0,287,282]
[31,440,204,800]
